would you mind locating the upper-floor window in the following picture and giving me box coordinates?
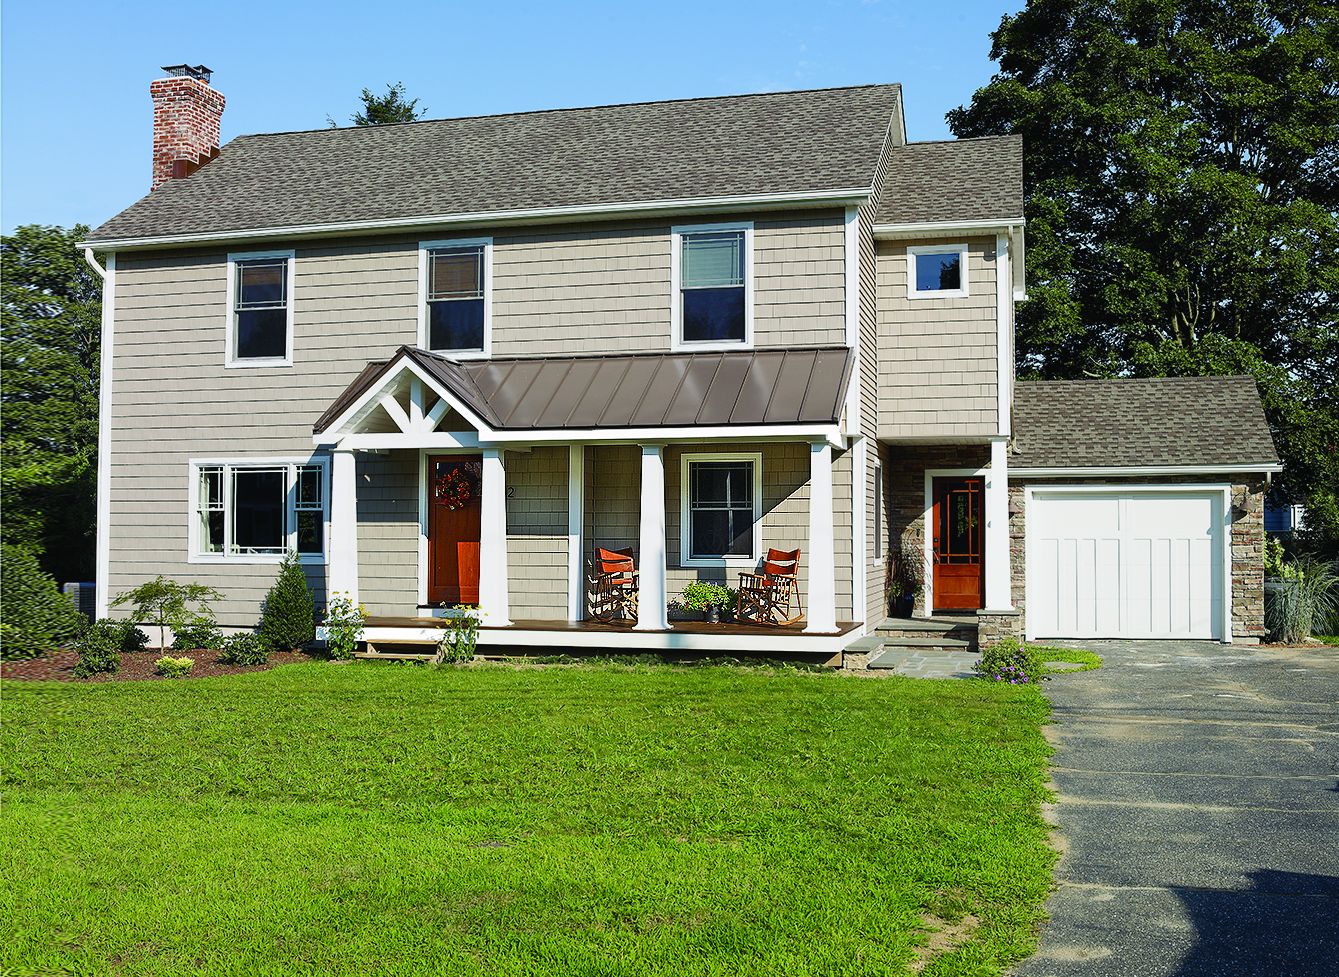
[191,458,327,563]
[907,244,969,299]
[419,238,491,357]
[226,250,295,367]
[672,222,753,349]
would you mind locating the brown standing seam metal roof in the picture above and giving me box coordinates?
[1010,375,1280,470]
[313,346,855,435]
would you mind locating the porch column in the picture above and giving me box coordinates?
[328,447,360,606]
[479,447,511,626]
[984,438,1013,610]
[567,444,584,622]
[805,440,839,633]
[634,444,669,631]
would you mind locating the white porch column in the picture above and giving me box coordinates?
[634,444,669,631]
[805,441,839,633]
[984,438,1013,610]
[479,447,511,626]
[328,448,360,606]
[567,444,584,622]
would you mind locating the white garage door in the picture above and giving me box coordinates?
[1028,489,1225,640]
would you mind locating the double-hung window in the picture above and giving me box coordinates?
[420,238,490,356]
[227,250,294,365]
[673,223,752,348]
[907,244,969,299]
[191,459,327,562]
[680,453,762,566]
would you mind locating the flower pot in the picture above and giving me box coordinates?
[894,595,915,618]
[706,604,722,624]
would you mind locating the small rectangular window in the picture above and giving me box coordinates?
[191,460,327,562]
[684,458,758,561]
[677,226,749,346]
[233,257,290,360]
[426,244,485,352]
[908,245,969,298]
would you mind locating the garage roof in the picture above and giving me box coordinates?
[875,135,1023,226]
[1011,376,1279,471]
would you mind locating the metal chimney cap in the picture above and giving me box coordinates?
[161,64,213,83]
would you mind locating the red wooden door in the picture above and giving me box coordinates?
[428,455,482,605]
[932,477,984,611]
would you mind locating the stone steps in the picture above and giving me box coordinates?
[874,615,979,650]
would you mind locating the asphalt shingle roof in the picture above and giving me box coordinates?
[1010,376,1279,470]
[875,135,1023,225]
[87,84,902,244]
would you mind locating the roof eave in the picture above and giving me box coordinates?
[873,217,1025,239]
[1009,462,1283,477]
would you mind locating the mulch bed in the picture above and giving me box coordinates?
[2,649,319,683]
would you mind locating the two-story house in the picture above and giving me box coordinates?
[81,67,1280,658]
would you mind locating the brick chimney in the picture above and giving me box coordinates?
[150,65,225,190]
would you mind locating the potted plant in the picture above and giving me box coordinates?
[680,581,736,624]
[889,541,926,618]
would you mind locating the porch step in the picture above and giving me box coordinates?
[879,636,976,650]
[875,616,978,645]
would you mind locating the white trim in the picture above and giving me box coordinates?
[805,441,838,633]
[81,188,871,251]
[922,466,991,613]
[842,207,861,437]
[319,423,844,450]
[636,445,669,630]
[224,250,295,368]
[1010,463,1282,477]
[874,218,1025,239]
[1023,483,1234,643]
[568,444,584,622]
[86,249,114,617]
[416,237,493,358]
[315,355,498,443]
[906,243,969,300]
[871,452,885,567]
[670,221,754,352]
[187,456,329,565]
[478,448,511,626]
[995,234,1012,437]
[328,449,359,605]
[417,450,429,606]
[851,437,867,626]
[984,439,1012,610]
[678,451,764,569]
[344,624,861,655]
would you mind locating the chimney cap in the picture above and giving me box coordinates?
[161,64,213,83]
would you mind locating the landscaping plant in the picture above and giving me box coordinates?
[72,619,123,677]
[257,553,316,651]
[1266,556,1339,644]
[115,621,150,653]
[110,577,221,650]
[0,544,84,660]
[436,606,480,664]
[324,592,365,660]
[679,581,735,618]
[218,632,269,667]
[154,656,194,678]
[974,637,1045,685]
[171,616,223,652]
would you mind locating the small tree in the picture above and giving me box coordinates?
[328,82,426,127]
[110,576,221,650]
[257,553,316,651]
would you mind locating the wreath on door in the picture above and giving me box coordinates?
[434,466,478,511]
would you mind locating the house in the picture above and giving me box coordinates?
[80,66,1281,657]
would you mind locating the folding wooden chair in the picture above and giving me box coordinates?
[586,546,639,623]
[735,548,803,626]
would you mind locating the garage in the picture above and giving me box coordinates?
[1026,488,1227,640]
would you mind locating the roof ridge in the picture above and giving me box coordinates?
[235,83,903,142]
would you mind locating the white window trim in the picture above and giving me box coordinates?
[225,249,295,368]
[872,456,885,566]
[906,243,969,300]
[188,456,329,565]
[670,221,754,352]
[417,237,493,359]
[679,451,763,569]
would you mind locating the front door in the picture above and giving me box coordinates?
[428,455,482,605]
[932,477,984,611]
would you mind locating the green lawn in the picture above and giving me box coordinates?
[2,661,1054,976]
[1035,647,1104,674]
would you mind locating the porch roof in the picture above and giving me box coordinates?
[314,345,855,435]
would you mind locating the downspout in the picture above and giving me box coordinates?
[85,248,115,617]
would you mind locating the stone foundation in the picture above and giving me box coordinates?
[977,608,1023,644]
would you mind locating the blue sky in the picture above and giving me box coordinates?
[1,0,1016,233]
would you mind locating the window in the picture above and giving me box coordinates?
[226,251,294,365]
[873,458,884,562]
[907,244,969,299]
[420,238,490,355]
[190,460,327,562]
[680,453,762,565]
[673,223,752,348]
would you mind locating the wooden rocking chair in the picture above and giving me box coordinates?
[586,546,639,623]
[735,548,803,626]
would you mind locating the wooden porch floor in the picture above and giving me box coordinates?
[364,616,860,637]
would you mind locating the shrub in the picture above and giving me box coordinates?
[324,592,365,660]
[258,553,316,651]
[116,621,150,653]
[1266,556,1339,643]
[436,606,480,664]
[111,577,222,650]
[680,581,736,612]
[218,631,269,666]
[974,637,1044,685]
[155,655,194,678]
[0,544,84,660]
[73,619,123,677]
[172,616,223,652]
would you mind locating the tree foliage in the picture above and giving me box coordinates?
[0,543,84,660]
[330,82,426,127]
[257,553,316,651]
[1,224,102,582]
[950,0,1339,550]
[110,577,222,650]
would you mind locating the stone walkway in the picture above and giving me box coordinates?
[866,648,979,678]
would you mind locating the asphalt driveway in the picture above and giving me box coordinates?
[1015,640,1339,977]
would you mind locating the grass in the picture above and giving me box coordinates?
[1313,634,1339,647]
[2,661,1054,976]
[1033,646,1104,674]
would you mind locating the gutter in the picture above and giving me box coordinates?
[872,217,1025,239]
[1010,462,1284,478]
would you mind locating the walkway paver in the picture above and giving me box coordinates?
[866,648,979,678]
